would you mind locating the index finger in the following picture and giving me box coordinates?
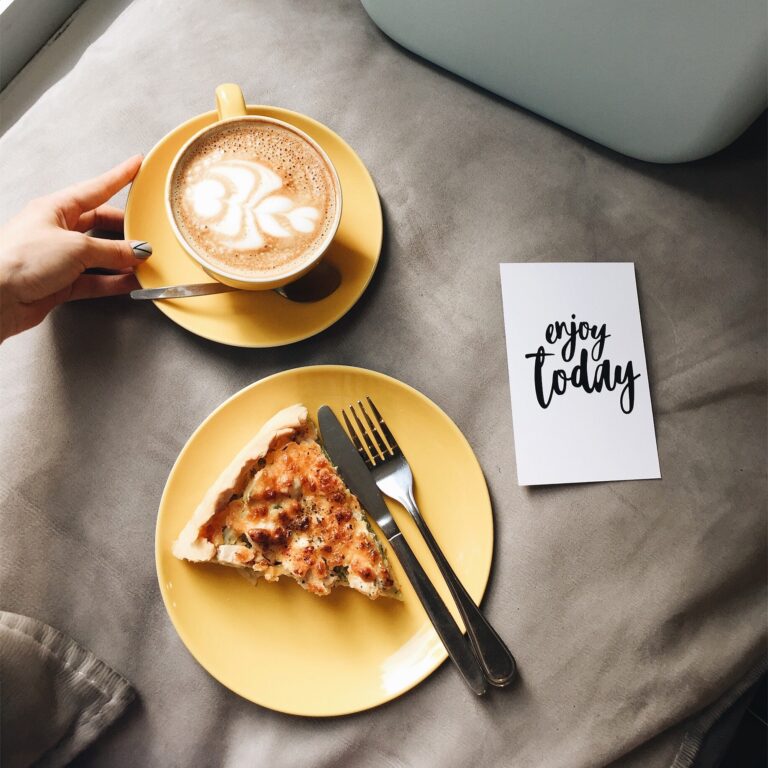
[58,154,143,215]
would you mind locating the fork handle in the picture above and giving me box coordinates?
[388,532,488,696]
[413,517,517,687]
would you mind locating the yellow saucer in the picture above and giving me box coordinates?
[125,109,381,347]
[156,366,494,715]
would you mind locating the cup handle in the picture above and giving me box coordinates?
[215,83,247,121]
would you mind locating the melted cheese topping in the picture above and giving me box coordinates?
[198,424,398,599]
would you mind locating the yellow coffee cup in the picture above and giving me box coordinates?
[165,84,342,290]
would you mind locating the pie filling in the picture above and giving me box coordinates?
[197,422,398,599]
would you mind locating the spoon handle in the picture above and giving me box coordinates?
[130,283,239,300]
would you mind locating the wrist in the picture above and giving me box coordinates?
[0,246,22,343]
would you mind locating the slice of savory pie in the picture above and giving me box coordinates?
[173,404,400,599]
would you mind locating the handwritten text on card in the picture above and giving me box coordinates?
[524,314,641,414]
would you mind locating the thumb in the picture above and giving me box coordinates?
[78,235,152,270]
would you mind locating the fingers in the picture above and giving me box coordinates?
[74,204,125,233]
[76,233,152,270]
[58,154,143,216]
[16,272,139,330]
[67,272,140,301]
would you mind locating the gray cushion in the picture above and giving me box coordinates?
[0,612,134,768]
[360,0,767,162]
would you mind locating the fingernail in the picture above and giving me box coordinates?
[131,240,152,259]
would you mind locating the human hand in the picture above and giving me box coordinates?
[0,155,152,342]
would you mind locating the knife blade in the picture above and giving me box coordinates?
[318,405,487,696]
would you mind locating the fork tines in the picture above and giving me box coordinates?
[342,397,401,469]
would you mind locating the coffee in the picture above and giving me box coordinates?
[170,119,338,278]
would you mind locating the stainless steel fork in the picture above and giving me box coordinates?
[343,397,517,687]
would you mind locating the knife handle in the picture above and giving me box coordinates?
[388,532,487,696]
[407,516,516,687]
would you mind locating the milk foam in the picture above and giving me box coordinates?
[171,122,336,277]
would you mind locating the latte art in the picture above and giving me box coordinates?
[171,121,337,278]
[187,159,320,249]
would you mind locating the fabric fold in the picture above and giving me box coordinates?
[0,611,135,768]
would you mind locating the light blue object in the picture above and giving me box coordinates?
[360,0,767,163]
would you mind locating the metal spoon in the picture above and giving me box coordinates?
[275,260,341,302]
[130,260,341,303]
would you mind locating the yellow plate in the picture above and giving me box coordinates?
[125,108,381,347]
[156,365,494,716]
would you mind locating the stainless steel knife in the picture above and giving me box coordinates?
[318,405,487,696]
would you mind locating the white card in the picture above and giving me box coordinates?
[500,262,661,486]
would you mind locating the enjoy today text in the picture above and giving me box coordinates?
[524,315,641,414]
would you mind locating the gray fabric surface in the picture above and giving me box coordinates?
[0,1,766,767]
[0,612,134,768]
